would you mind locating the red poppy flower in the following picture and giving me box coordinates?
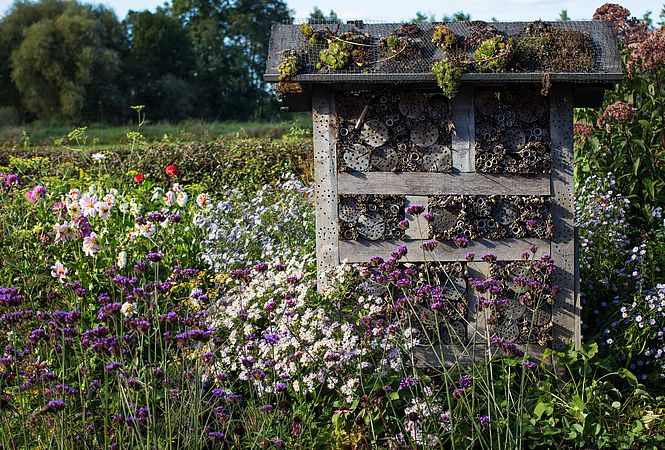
[165,165,178,178]
[134,173,144,183]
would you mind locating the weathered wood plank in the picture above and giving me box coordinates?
[338,238,549,263]
[312,87,339,292]
[337,172,551,196]
[549,87,580,350]
[451,86,475,172]
[403,196,429,240]
[413,343,553,368]
[466,262,492,341]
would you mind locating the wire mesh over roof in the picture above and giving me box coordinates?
[264,21,623,85]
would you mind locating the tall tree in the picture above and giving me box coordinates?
[124,9,196,121]
[442,11,471,22]
[171,0,290,120]
[411,12,436,23]
[308,7,340,23]
[559,9,570,21]
[0,0,77,119]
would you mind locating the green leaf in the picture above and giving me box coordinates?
[534,401,553,420]
[617,368,638,387]
[633,156,641,176]
[632,420,644,433]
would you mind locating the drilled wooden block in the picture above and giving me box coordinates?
[313,87,339,292]
[549,87,580,350]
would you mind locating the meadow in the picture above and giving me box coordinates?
[1,5,665,450]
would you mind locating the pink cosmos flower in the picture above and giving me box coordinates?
[51,260,68,282]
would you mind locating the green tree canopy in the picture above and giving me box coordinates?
[124,9,196,121]
[308,7,340,23]
[171,0,290,120]
[1,0,125,122]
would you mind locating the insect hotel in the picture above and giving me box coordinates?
[264,21,622,359]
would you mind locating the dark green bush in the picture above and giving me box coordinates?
[0,136,314,193]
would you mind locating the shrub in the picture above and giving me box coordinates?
[0,136,313,193]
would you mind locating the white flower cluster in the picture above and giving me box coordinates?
[207,262,364,398]
[198,174,316,272]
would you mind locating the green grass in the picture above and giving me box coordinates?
[0,114,312,147]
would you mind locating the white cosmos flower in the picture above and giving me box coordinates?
[82,232,101,256]
[120,301,137,317]
[68,202,81,217]
[117,250,127,268]
[139,222,156,237]
[176,191,188,207]
[103,193,116,207]
[51,260,68,282]
[68,189,81,201]
[151,187,163,202]
[53,221,78,243]
[129,200,141,216]
[53,223,69,243]
[164,191,176,206]
[172,182,183,193]
[97,202,111,220]
[196,193,211,210]
[91,152,106,161]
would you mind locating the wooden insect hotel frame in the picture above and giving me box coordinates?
[265,21,622,357]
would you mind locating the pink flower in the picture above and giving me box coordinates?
[82,232,101,257]
[25,185,46,203]
[597,101,636,132]
[627,27,665,75]
[573,122,594,141]
[51,260,68,282]
[593,4,648,44]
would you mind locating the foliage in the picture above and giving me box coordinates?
[431,58,465,98]
[474,36,515,72]
[0,0,292,123]
[1,0,125,122]
[576,5,665,226]
[277,51,301,80]
[573,7,665,388]
[528,344,665,449]
[299,23,320,46]
[123,9,196,122]
[317,38,354,71]
[576,173,665,383]
[514,23,595,72]
[0,136,313,194]
[432,24,457,51]
[170,0,290,121]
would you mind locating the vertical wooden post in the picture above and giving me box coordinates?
[549,87,581,350]
[451,86,475,173]
[312,87,339,292]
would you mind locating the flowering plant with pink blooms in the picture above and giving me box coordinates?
[576,4,665,226]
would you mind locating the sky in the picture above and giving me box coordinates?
[0,0,662,22]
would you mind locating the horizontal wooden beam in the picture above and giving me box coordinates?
[338,238,550,263]
[337,172,551,196]
[413,344,552,368]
